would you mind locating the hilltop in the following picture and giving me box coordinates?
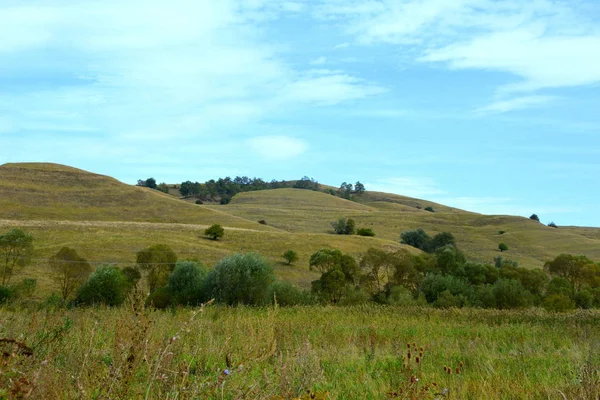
[1,162,599,295]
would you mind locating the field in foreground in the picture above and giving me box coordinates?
[1,304,599,399]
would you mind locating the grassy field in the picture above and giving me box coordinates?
[1,303,598,399]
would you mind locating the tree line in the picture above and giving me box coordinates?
[2,227,599,312]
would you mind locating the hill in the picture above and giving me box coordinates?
[1,162,599,297]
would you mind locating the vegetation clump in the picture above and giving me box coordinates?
[204,224,225,240]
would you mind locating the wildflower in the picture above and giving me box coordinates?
[223,369,230,376]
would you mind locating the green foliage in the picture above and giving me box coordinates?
[419,274,472,306]
[424,206,434,212]
[205,253,275,305]
[136,244,178,292]
[498,230,506,235]
[462,262,499,285]
[265,281,315,306]
[49,247,92,300]
[356,228,375,237]
[204,224,224,240]
[293,176,320,190]
[310,248,360,303]
[492,279,532,309]
[281,250,298,265]
[530,213,540,222]
[544,254,596,289]
[0,229,34,286]
[575,290,594,309]
[331,218,356,235]
[498,242,508,252]
[337,182,353,199]
[0,286,12,304]
[546,277,574,297]
[385,285,417,306]
[76,266,127,306]
[137,177,157,189]
[435,245,467,275]
[354,181,366,194]
[543,293,575,312]
[157,182,169,193]
[400,229,431,250]
[146,286,172,309]
[548,221,558,228]
[121,266,141,289]
[167,260,207,306]
[10,278,37,299]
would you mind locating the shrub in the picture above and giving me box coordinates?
[122,266,141,289]
[548,222,558,228]
[265,281,315,306]
[136,244,178,292]
[168,261,207,305]
[498,243,508,252]
[492,279,532,309]
[434,290,459,309]
[543,293,575,312]
[76,266,127,306]
[338,287,370,305]
[356,228,375,237]
[424,206,434,212]
[146,287,172,309]
[195,199,203,205]
[419,274,472,305]
[575,290,594,309]
[498,230,505,235]
[331,218,355,235]
[386,285,416,306]
[258,219,267,225]
[205,253,275,305]
[0,286,12,304]
[400,229,431,250]
[282,250,298,265]
[204,224,225,240]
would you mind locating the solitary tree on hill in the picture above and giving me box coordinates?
[529,214,540,222]
[282,250,298,265]
[498,243,508,252]
[205,224,225,240]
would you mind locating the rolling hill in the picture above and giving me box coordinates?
[1,162,599,296]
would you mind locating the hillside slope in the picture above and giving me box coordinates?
[0,163,276,230]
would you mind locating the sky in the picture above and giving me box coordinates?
[1,0,599,227]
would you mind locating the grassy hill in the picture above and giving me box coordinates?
[1,162,599,297]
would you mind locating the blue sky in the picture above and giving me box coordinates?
[1,0,599,226]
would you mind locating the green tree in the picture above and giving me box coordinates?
[204,224,224,240]
[0,229,34,286]
[76,266,127,306]
[498,243,508,252]
[492,279,532,309]
[136,244,178,292]
[205,253,275,305]
[354,181,366,194]
[337,182,353,199]
[426,232,456,253]
[49,247,92,300]
[544,254,595,290]
[529,214,540,222]
[543,293,575,312]
[168,260,207,305]
[400,229,431,251]
[331,218,355,235]
[282,250,298,265]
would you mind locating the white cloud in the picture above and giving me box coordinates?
[310,56,328,65]
[366,177,445,198]
[475,95,556,115]
[247,135,309,160]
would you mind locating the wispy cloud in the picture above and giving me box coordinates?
[366,177,445,198]
[475,95,557,115]
[247,135,309,161]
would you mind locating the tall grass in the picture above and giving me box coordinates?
[1,301,598,399]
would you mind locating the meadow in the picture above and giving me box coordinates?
[1,302,599,399]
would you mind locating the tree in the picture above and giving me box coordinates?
[49,247,92,300]
[331,218,355,235]
[400,229,431,251]
[137,178,157,189]
[548,222,558,228]
[354,181,366,194]
[0,229,34,286]
[337,182,353,199]
[282,250,298,265]
[168,260,207,305]
[498,243,508,252]
[529,214,540,222]
[205,224,224,240]
[425,232,456,253]
[136,244,178,292]
[76,266,128,306]
[544,254,595,290]
[205,253,275,305]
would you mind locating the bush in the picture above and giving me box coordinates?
[0,285,12,304]
[195,199,203,205]
[498,230,505,235]
[548,222,558,228]
[282,250,298,265]
[258,219,267,225]
[356,228,375,237]
[575,290,594,309]
[400,229,431,251]
[265,281,315,306]
[529,214,540,222]
[492,279,532,309]
[331,218,356,235]
[498,243,508,252]
[76,266,127,306]
[146,287,172,309]
[386,285,416,306]
[204,224,225,240]
[168,261,207,305]
[205,253,275,305]
[424,206,434,212]
[419,274,472,305]
[543,293,575,312]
